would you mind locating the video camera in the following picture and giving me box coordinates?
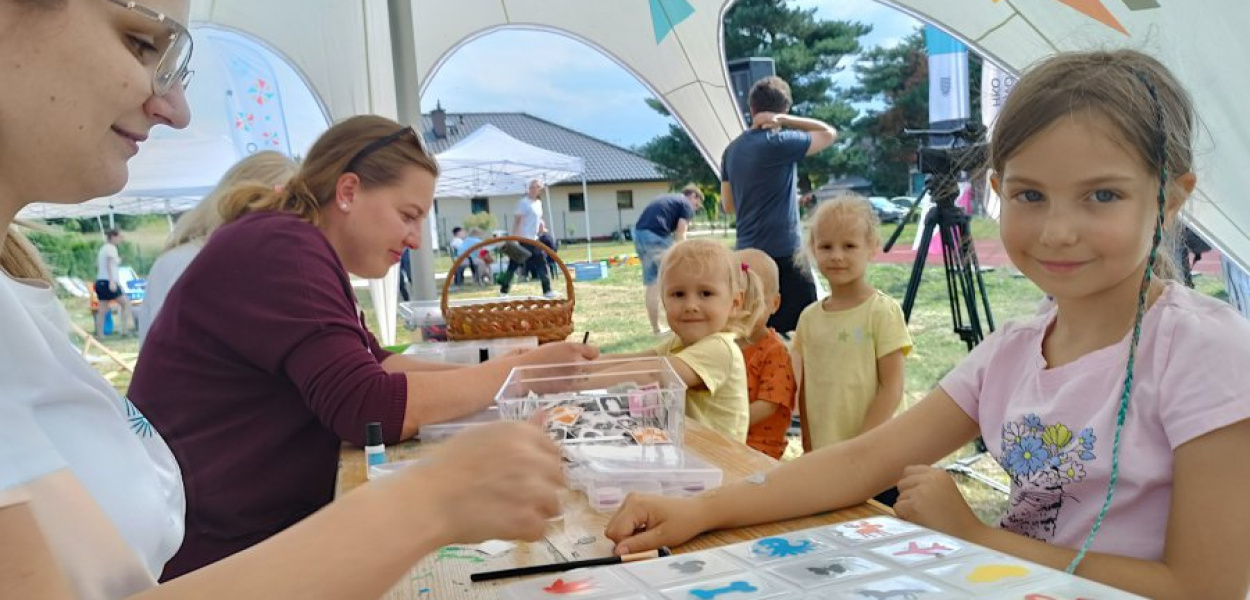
[901,122,987,178]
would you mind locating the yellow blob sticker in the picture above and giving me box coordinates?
[967,564,1030,583]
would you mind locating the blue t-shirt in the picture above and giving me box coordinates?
[458,236,482,257]
[721,129,811,257]
[634,194,695,237]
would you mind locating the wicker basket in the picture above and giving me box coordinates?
[441,236,575,344]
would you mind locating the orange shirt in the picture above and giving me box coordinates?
[742,329,797,459]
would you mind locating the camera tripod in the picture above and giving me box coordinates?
[883,158,995,352]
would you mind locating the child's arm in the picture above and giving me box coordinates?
[748,401,778,425]
[605,389,980,553]
[664,356,706,389]
[895,419,1250,599]
[797,370,811,453]
[748,345,797,426]
[858,349,906,434]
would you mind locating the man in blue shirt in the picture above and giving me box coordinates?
[721,76,837,334]
[633,185,704,334]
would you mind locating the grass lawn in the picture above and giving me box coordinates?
[76,221,1230,525]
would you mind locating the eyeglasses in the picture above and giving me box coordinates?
[343,127,426,174]
[102,0,195,95]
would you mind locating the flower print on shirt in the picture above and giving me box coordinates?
[998,413,1098,542]
[122,396,154,438]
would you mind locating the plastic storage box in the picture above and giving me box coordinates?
[566,444,723,512]
[495,357,687,447]
[403,336,539,365]
[569,260,609,281]
[416,407,501,442]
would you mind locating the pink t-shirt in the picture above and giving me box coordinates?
[941,283,1250,560]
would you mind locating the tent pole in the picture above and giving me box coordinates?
[582,175,591,262]
[543,184,554,244]
[388,0,435,305]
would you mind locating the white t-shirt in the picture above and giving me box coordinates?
[96,242,120,281]
[0,272,185,598]
[513,196,544,240]
[138,242,201,346]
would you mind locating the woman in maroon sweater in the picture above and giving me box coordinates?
[130,115,596,580]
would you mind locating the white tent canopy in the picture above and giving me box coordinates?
[18,135,241,220]
[879,0,1250,273]
[436,124,584,198]
[434,123,593,263]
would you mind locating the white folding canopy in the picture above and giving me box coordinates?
[48,0,1246,342]
[877,0,1250,273]
[17,135,240,220]
[435,124,593,262]
[436,124,583,198]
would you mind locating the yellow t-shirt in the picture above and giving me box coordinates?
[656,332,749,442]
[793,290,912,450]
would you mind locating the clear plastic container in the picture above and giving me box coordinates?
[403,336,539,365]
[397,300,446,342]
[495,357,687,447]
[566,444,723,510]
[417,407,501,442]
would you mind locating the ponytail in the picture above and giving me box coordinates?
[730,264,768,339]
[1,226,51,283]
[216,179,325,227]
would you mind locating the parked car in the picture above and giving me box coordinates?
[868,196,909,224]
[890,195,923,223]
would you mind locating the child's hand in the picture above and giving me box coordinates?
[604,493,711,555]
[894,465,986,542]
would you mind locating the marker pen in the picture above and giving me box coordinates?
[365,422,386,480]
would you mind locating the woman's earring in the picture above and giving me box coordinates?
[339,203,348,211]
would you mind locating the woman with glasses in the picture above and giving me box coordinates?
[1,1,573,598]
[130,114,599,579]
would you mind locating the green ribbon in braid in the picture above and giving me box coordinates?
[1066,71,1169,574]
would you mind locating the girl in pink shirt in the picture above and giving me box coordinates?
[604,50,1250,599]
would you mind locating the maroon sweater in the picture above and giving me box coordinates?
[129,212,408,580]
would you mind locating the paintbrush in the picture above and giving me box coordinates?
[470,547,671,582]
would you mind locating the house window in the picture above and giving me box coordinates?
[616,190,634,209]
[569,193,586,212]
[470,197,489,214]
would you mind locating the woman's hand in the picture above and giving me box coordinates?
[894,465,987,541]
[397,416,564,545]
[604,493,714,555]
[522,341,600,366]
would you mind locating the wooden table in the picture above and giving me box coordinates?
[337,422,889,599]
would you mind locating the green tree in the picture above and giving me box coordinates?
[848,28,987,196]
[846,29,928,196]
[639,0,870,193]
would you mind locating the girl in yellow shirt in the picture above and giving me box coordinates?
[793,196,913,450]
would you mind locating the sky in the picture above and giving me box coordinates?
[419,0,922,149]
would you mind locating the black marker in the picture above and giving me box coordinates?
[470,547,671,582]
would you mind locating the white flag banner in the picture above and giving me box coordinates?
[980,61,1018,220]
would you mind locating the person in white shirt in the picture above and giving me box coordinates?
[0,2,578,598]
[138,151,298,346]
[94,229,133,337]
[499,178,555,298]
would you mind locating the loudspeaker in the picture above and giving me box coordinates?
[726,57,776,127]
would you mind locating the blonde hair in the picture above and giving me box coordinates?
[1,225,51,282]
[734,248,779,298]
[797,194,880,275]
[218,115,438,227]
[989,49,1193,279]
[659,239,766,339]
[164,151,298,251]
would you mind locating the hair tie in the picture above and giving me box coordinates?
[740,262,750,272]
[272,183,286,193]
